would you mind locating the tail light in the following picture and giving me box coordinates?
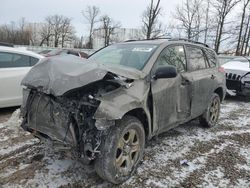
[218,66,225,73]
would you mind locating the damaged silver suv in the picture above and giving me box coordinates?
[20,39,226,184]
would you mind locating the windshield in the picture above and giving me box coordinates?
[88,44,158,70]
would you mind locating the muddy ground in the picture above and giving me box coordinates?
[0,97,249,188]
[0,107,18,123]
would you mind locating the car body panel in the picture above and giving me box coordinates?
[0,67,32,108]
[94,79,149,120]
[151,74,191,133]
[222,60,250,95]
[187,69,216,117]
[0,47,43,108]
[20,40,226,161]
[22,56,143,96]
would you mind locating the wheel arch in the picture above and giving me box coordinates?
[123,108,150,139]
[214,87,224,102]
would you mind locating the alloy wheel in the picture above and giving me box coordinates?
[115,129,140,176]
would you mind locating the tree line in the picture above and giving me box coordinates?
[173,0,250,55]
[0,0,249,55]
[0,16,76,48]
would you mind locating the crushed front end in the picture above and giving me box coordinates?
[20,56,143,161]
[21,79,121,161]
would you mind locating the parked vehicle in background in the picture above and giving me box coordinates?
[38,49,52,55]
[21,39,226,184]
[222,57,250,96]
[0,46,43,108]
[0,42,14,47]
[218,55,235,65]
[42,49,88,58]
[232,56,250,62]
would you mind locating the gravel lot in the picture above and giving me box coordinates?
[0,97,249,188]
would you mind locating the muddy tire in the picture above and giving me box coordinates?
[94,115,145,184]
[200,93,221,128]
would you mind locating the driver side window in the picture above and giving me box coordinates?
[156,45,186,73]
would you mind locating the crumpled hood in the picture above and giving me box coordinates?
[21,55,142,96]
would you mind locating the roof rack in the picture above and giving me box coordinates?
[169,38,210,48]
[124,38,210,48]
[124,37,171,43]
[124,40,138,42]
[0,42,14,47]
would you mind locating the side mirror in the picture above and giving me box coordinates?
[154,66,177,79]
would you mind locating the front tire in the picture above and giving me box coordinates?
[95,115,145,184]
[200,93,221,127]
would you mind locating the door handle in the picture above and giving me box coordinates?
[181,79,190,85]
[211,75,216,79]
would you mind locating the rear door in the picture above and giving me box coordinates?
[151,45,191,133]
[185,45,216,117]
[0,52,39,107]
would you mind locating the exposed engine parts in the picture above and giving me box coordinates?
[21,76,126,161]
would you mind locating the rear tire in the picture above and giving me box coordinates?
[199,93,221,128]
[95,115,145,184]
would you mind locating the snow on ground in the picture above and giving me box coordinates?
[0,97,250,188]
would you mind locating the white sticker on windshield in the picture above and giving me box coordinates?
[132,47,154,52]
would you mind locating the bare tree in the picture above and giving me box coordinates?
[0,18,31,45]
[99,15,121,46]
[247,27,250,55]
[142,0,165,39]
[174,0,204,41]
[204,0,211,43]
[212,0,240,53]
[244,14,250,55]
[82,6,100,49]
[235,0,250,55]
[51,15,64,47]
[39,15,75,47]
[39,22,53,46]
[60,17,75,47]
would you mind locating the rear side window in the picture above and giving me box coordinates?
[0,52,38,68]
[12,54,30,67]
[186,46,207,71]
[0,52,13,68]
[30,57,39,66]
[204,49,217,67]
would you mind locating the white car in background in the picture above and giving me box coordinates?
[222,57,250,96]
[0,46,43,108]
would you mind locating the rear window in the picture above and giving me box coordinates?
[186,46,207,71]
[0,52,39,68]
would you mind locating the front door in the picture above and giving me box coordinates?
[151,45,191,133]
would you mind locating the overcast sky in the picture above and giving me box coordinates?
[0,0,183,37]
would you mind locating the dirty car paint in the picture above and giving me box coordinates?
[20,42,226,162]
[21,56,143,96]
